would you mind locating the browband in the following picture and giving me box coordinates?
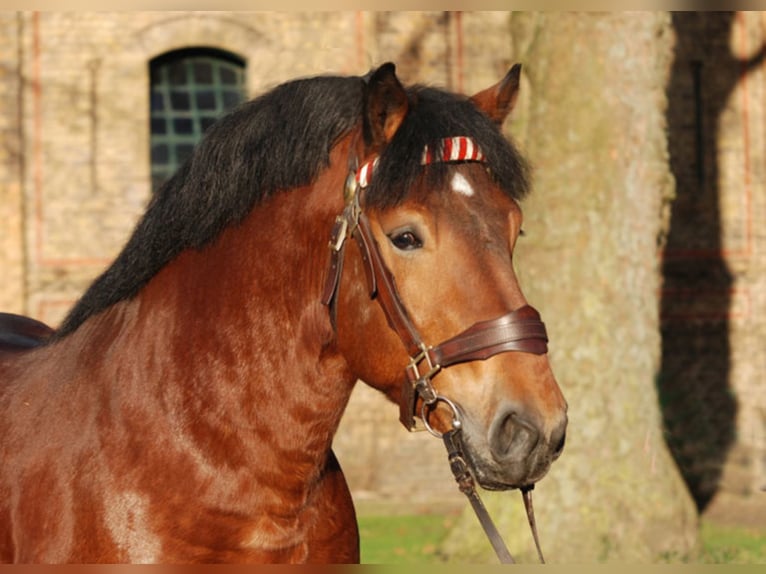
[355,136,485,188]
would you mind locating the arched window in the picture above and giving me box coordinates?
[149,48,246,191]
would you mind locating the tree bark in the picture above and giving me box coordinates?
[441,12,699,562]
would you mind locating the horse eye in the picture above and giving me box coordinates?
[389,230,423,251]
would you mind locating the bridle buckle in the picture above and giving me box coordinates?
[328,216,349,253]
[407,343,441,407]
[405,343,441,387]
[399,343,441,430]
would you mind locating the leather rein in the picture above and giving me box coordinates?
[321,136,548,563]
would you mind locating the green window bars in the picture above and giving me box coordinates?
[150,49,246,192]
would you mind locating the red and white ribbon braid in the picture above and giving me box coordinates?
[355,157,379,189]
[356,137,484,189]
[422,136,485,165]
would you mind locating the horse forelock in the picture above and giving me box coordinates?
[364,85,531,209]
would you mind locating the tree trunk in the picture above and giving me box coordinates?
[441,12,699,562]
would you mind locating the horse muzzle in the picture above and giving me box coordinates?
[465,405,568,491]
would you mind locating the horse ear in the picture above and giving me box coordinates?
[470,63,522,125]
[365,62,409,147]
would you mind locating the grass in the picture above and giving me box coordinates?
[358,514,766,564]
[358,513,456,564]
[696,521,766,563]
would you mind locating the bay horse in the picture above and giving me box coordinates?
[0,62,567,563]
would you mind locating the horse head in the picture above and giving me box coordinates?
[327,63,568,491]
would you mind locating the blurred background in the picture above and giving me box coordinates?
[0,11,763,562]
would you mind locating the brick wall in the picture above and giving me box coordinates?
[0,13,24,314]
[17,12,365,325]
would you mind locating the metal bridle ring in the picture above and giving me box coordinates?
[421,395,462,438]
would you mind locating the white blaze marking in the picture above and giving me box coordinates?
[451,172,474,197]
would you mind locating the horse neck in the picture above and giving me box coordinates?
[87,153,355,489]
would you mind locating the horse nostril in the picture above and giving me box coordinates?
[552,430,566,459]
[550,419,567,460]
[490,411,540,462]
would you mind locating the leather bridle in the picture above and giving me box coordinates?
[321,136,549,563]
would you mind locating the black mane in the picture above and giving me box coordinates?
[55,72,529,338]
